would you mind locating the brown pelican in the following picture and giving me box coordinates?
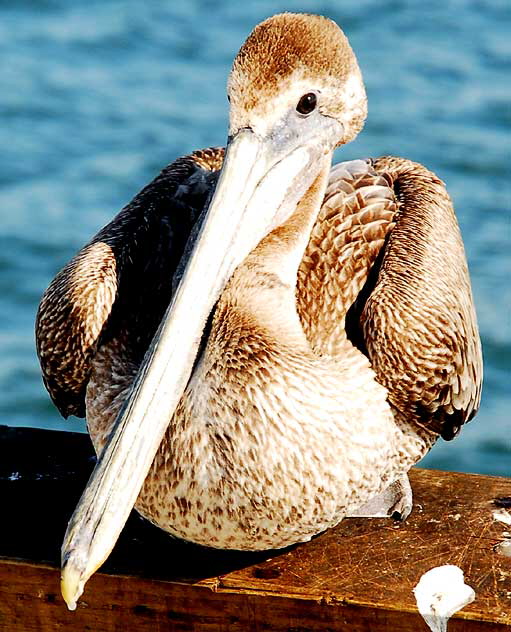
[36,13,482,609]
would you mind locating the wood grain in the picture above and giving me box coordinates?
[1,425,510,631]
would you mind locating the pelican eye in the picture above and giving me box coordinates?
[296,92,317,115]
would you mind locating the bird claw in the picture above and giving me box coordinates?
[348,473,413,521]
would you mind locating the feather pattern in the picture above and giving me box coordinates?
[358,156,482,439]
[36,149,482,549]
[36,148,482,441]
[36,148,222,418]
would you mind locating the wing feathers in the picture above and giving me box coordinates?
[37,148,482,441]
[364,156,482,438]
[36,242,118,417]
[299,155,482,439]
[36,148,224,418]
[298,159,398,356]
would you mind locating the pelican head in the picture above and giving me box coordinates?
[60,13,368,609]
[228,13,366,146]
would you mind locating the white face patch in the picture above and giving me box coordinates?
[229,73,321,137]
[338,71,366,129]
[229,68,366,147]
[343,72,365,111]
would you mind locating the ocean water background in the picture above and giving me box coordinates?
[0,0,509,476]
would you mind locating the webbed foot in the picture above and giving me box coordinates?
[348,473,413,521]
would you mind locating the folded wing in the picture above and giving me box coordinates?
[298,156,482,440]
[36,148,224,418]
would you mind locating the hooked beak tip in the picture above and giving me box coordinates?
[61,567,81,611]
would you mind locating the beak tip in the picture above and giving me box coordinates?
[61,558,85,611]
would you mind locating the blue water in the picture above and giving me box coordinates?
[1,1,509,476]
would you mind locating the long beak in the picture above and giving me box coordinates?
[60,128,320,609]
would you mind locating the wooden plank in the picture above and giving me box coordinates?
[1,425,510,631]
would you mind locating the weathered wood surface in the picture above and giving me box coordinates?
[1,424,510,631]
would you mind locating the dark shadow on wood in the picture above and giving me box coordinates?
[1,425,510,631]
[0,425,275,582]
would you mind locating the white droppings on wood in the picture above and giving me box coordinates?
[413,565,475,632]
[496,540,511,557]
[493,509,511,526]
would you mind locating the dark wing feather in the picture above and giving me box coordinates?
[36,147,224,418]
[355,156,482,439]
